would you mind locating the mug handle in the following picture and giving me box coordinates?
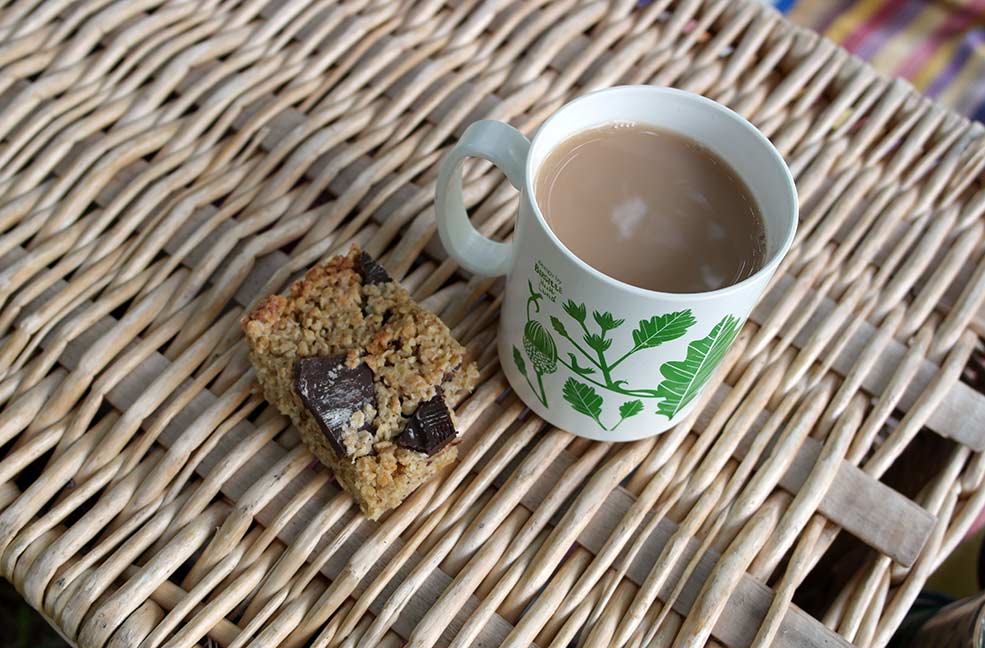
[435,120,530,277]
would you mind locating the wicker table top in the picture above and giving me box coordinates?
[0,1,983,647]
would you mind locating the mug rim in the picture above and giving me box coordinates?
[523,85,798,301]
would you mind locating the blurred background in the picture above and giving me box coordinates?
[1,578,67,648]
[789,0,985,122]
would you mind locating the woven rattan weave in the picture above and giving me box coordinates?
[1,1,984,647]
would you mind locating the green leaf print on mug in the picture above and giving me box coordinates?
[583,333,612,353]
[552,297,694,399]
[515,272,742,430]
[512,346,526,375]
[562,299,587,324]
[562,377,604,428]
[655,314,741,419]
[593,310,624,332]
[630,310,697,351]
[561,377,645,431]
[550,316,568,337]
[618,399,644,418]
[613,399,644,430]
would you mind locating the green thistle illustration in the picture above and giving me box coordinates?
[512,281,557,408]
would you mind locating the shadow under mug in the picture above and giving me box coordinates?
[436,85,797,441]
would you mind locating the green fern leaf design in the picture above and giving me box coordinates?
[632,310,697,349]
[655,315,741,419]
[562,377,603,422]
[619,399,643,418]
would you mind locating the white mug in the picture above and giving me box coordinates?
[436,86,797,441]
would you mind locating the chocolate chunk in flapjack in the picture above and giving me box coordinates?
[396,394,457,455]
[294,355,375,457]
[356,251,392,285]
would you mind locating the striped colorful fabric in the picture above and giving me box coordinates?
[788,0,985,122]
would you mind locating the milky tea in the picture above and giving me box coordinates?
[535,123,766,294]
